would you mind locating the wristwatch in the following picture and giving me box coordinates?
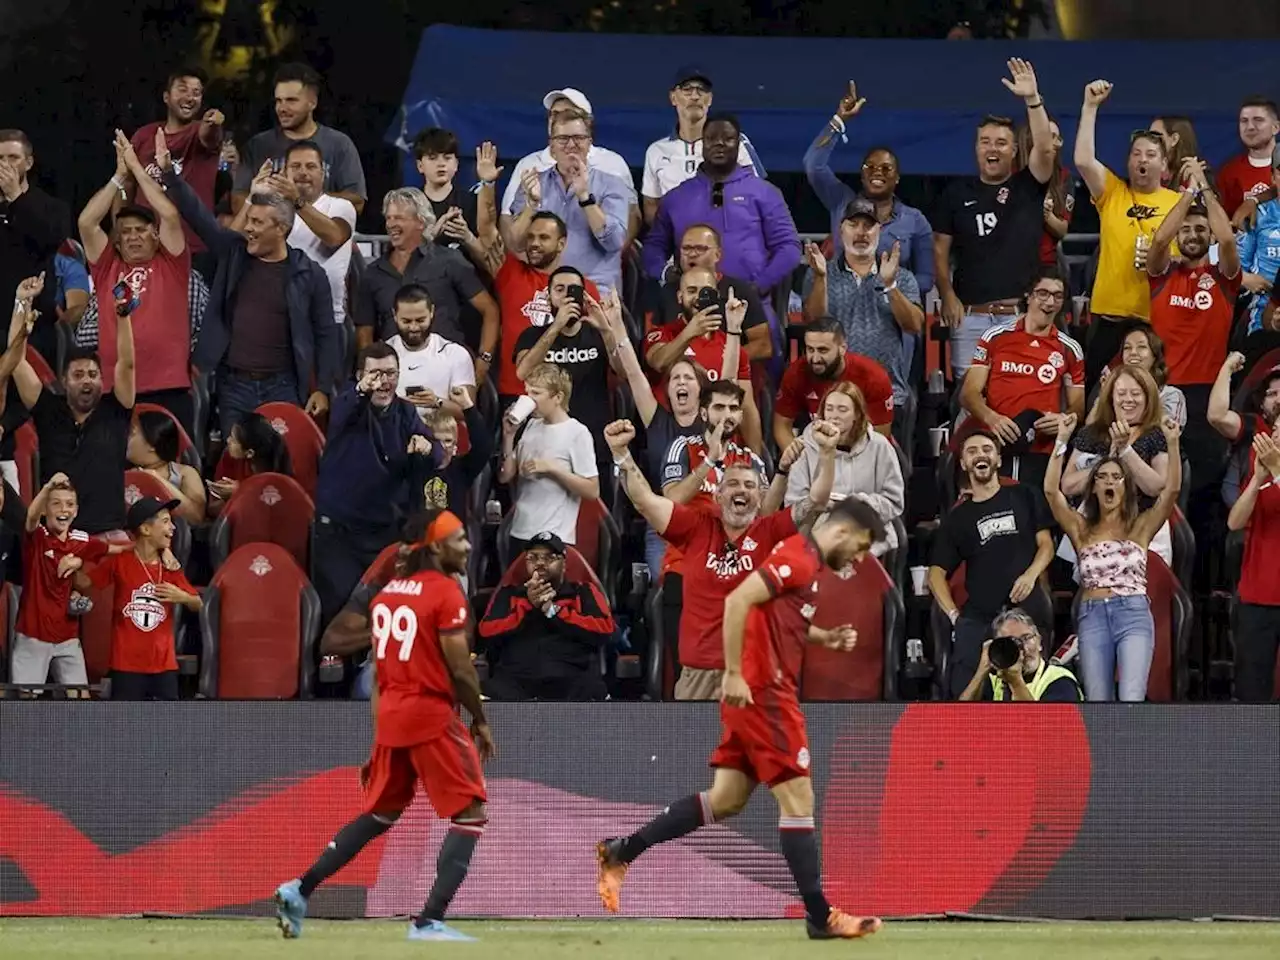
[726,327,743,337]
[479,350,494,363]
[293,196,306,210]
[544,602,561,619]
[578,194,597,208]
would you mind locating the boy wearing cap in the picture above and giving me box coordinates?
[478,531,614,701]
[76,496,201,700]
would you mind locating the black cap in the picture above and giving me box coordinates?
[841,197,878,224]
[127,496,180,531]
[526,532,567,556]
[672,65,713,90]
[115,204,158,226]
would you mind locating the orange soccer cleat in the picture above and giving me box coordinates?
[595,839,629,913]
[806,907,883,940]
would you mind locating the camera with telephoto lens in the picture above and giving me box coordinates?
[566,283,586,309]
[694,286,721,313]
[988,634,1022,671]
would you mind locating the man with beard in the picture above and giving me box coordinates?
[802,81,934,289]
[233,63,366,215]
[1075,80,1182,385]
[607,415,837,701]
[506,109,630,297]
[79,131,193,429]
[933,59,1055,378]
[641,66,764,226]
[1209,352,1280,508]
[233,141,355,330]
[11,274,136,535]
[492,212,598,404]
[385,285,474,419]
[645,114,800,362]
[313,342,441,627]
[803,198,924,414]
[928,429,1055,699]
[128,67,224,273]
[646,224,770,362]
[354,188,499,380]
[1218,98,1280,227]
[773,318,893,450]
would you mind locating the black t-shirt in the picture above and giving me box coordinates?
[652,273,768,332]
[933,168,1048,304]
[931,482,1052,621]
[513,323,611,454]
[643,405,703,488]
[428,184,480,248]
[228,259,292,374]
[31,390,132,533]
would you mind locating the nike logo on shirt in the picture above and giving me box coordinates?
[964,200,978,207]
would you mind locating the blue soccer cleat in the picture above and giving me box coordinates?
[407,919,477,942]
[273,879,308,939]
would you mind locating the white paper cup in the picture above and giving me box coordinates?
[929,426,949,457]
[506,394,536,427]
[910,565,929,597]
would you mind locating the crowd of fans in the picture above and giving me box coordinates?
[3,53,1280,703]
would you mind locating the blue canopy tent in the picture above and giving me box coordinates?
[389,26,1279,185]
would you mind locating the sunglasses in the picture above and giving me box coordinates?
[1130,129,1165,144]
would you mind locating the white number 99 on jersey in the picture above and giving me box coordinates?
[371,603,418,661]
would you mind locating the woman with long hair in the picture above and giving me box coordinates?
[1018,115,1074,267]
[1045,412,1182,701]
[783,382,904,555]
[1150,116,1202,189]
[126,411,207,524]
[207,413,294,516]
[1112,324,1187,427]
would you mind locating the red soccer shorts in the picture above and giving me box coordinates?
[709,695,811,787]
[363,715,487,819]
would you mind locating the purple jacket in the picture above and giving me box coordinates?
[643,166,801,296]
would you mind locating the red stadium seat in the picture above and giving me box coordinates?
[1145,551,1191,702]
[13,423,38,502]
[78,530,135,685]
[210,472,314,574]
[496,499,622,605]
[198,543,320,699]
[26,344,56,387]
[801,557,903,701]
[122,470,192,566]
[255,402,325,497]
[133,402,200,470]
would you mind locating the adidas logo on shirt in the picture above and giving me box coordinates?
[546,346,600,364]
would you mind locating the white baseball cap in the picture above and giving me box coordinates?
[542,88,593,115]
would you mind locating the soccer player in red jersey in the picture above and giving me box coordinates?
[274,509,493,943]
[596,497,886,940]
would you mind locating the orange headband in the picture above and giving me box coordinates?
[423,511,463,545]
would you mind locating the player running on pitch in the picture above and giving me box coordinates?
[596,479,885,940]
[274,508,494,942]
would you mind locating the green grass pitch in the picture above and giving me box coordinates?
[3,918,1280,959]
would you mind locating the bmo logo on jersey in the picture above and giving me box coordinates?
[705,549,754,578]
[546,346,600,364]
[1001,360,1058,384]
[1169,293,1214,311]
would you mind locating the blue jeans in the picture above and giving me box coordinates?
[352,657,373,700]
[644,526,667,583]
[1077,595,1154,702]
[949,311,1001,380]
[217,369,300,437]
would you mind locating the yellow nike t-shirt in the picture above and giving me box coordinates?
[1091,169,1181,319]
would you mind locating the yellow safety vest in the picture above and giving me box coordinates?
[990,660,1082,701]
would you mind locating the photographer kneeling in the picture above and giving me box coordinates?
[959,608,1082,702]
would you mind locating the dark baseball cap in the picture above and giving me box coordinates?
[841,198,878,224]
[672,65,713,90]
[127,496,180,531]
[526,532,567,556]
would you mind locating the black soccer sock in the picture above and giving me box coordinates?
[298,812,397,898]
[416,818,486,925]
[779,817,830,926]
[618,792,710,864]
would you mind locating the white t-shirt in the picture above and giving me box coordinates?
[388,332,475,402]
[510,416,598,543]
[287,193,357,323]
[500,145,636,215]
[642,134,759,200]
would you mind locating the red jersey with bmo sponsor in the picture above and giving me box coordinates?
[493,255,599,396]
[971,318,1084,452]
[662,502,797,670]
[90,247,193,393]
[370,570,471,747]
[86,552,196,673]
[16,527,110,643]
[1216,154,1275,221]
[774,353,893,429]
[1148,262,1241,386]
[645,320,751,409]
[131,120,222,254]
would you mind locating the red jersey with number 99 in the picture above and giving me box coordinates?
[370,570,470,747]
[744,533,823,701]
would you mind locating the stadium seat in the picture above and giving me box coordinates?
[133,402,200,471]
[254,401,326,497]
[190,366,210,459]
[77,530,142,685]
[210,472,314,574]
[882,515,909,591]
[13,423,39,502]
[496,500,622,606]
[1169,507,1195,592]
[1234,347,1280,408]
[122,470,192,566]
[643,582,675,700]
[0,582,14,685]
[800,557,902,701]
[1146,551,1191,702]
[198,543,320,699]
[26,344,57,388]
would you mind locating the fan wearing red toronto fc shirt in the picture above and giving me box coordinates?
[597,497,886,942]
[274,509,494,944]
[76,496,200,701]
[609,416,838,700]
[79,129,192,407]
[1146,157,1242,388]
